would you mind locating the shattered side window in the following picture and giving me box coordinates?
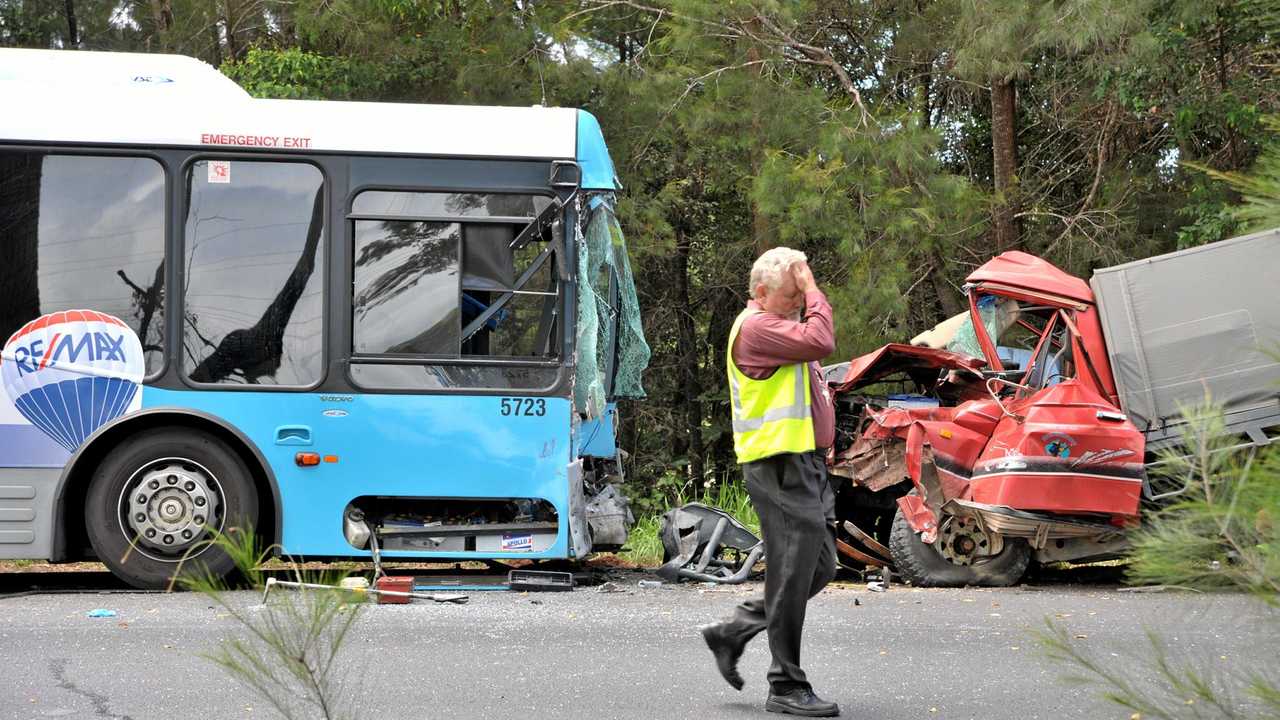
[350,190,560,360]
[347,189,565,391]
[352,220,460,355]
[459,225,560,359]
[1021,316,1074,390]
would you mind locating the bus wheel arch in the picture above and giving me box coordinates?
[56,410,280,571]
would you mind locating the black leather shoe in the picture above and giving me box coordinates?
[765,688,840,717]
[699,623,745,690]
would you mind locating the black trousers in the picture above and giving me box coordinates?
[720,450,837,693]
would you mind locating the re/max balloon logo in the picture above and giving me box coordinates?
[2,310,145,453]
[7,332,129,375]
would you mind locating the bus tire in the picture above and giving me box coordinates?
[84,428,259,590]
[889,506,1030,588]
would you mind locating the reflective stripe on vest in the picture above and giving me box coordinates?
[726,309,816,463]
[727,362,807,433]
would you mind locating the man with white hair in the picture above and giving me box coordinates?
[700,247,839,717]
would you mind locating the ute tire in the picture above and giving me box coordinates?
[889,505,1031,588]
[84,428,259,591]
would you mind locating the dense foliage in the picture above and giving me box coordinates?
[5,0,1277,512]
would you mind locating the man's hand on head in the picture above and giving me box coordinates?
[791,262,817,293]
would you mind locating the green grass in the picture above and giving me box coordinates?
[618,514,666,567]
[617,479,760,568]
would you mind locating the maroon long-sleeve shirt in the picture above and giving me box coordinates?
[731,290,836,450]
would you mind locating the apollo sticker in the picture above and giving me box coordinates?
[208,160,231,184]
[501,533,533,552]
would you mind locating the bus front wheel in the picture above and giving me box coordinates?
[84,428,259,590]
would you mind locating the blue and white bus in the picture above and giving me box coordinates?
[0,49,648,589]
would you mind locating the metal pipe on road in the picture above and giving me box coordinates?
[260,577,468,604]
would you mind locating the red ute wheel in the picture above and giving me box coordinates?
[889,504,1030,587]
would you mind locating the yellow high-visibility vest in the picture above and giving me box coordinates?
[726,309,815,464]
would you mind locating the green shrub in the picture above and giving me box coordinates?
[179,527,365,720]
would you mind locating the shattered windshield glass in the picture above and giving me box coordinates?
[946,295,1019,360]
[575,194,650,417]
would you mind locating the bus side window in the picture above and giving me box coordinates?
[460,224,558,358]
[352,220,461,355]
[183,160,326,386]
[348,190,559,362]
[0,151,166,373]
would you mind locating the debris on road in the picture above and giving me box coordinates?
[260,577,468,605]
[655,503,763,584]
[507,569,573,592]
[85,609,116,618]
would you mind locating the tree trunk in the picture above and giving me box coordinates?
[148,0,173,46]
[707,287,739,487]
[1215,9,1240,168]
[618,398,640,479]
[223,1,242,63]
[928,254,963,318]
[673,229,705,486]
[991,78,1020,251]
[63,0,78,47]
[917,58,932,131]
[701,280,742,481]
[207,17,224,67]
[744,43,773,255]
[275,0,295,41]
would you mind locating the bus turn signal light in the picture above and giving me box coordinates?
[295,452,321,466]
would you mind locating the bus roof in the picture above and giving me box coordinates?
[0,48,251,98]
[0,49,619,190]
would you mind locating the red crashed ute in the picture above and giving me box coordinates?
[824,231,1280,587]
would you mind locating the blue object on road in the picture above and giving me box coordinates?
[86,609,117,618]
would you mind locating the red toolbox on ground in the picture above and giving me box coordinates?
[375,575,413,604]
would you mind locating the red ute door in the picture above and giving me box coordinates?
[968,311,1144,519]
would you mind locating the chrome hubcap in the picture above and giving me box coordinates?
[119,459,223,561]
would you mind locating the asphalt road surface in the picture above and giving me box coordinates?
[0,570,1273,720]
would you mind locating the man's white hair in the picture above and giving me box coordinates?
[749,247,807,297]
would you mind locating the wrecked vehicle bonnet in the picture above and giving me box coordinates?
[830,343,986,394]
